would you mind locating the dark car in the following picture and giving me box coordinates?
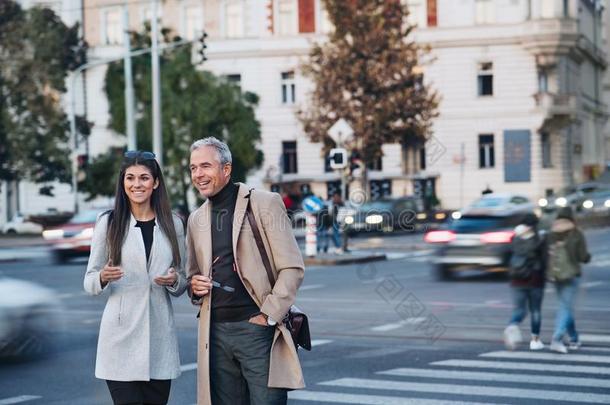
[424,208,532,280]
[343,197,424,234]
[42,208,110,263]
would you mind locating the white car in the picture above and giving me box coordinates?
[466,193,535,212]
[0,277,62,359]
[2,215,43,235]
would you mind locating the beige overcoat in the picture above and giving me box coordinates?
[186,183,305,405]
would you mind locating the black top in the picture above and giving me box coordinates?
[135,218,155,263]
[209,182,259,322]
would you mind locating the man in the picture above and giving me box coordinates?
[186,137,305,405]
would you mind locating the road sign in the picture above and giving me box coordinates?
[329,148,348,170]
[302,195,324,213]
[328,118,354,145]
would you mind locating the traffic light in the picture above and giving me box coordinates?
[349,150,364,177]
[329,148,348,170]
[77,154,89,182]
[198,31,208,64]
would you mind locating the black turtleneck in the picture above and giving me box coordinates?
[209,182,259,322]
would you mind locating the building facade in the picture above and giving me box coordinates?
[3,0,607,227]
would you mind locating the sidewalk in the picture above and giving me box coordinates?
[303,250,387,266]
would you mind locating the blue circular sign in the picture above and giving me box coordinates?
[302,196,324,213]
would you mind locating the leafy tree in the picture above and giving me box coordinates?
[0,0,85,195]
[298,0,439,169]
[83,26,263,210]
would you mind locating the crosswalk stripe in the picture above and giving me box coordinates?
[0,397,42,405]
[581,334,610,344]
[289,390,495,405]
[311,339,333,347]
[370,318,426,332]
[379,367,610,389]
[432,359,610,375]
[320,378,610,403]
[480,350,610,364]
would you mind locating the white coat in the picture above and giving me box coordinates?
[84,212,188,381]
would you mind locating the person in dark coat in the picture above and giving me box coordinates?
[503,213,546,351]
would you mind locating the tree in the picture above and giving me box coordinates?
[298,0,439,173]
[0,0,85,195]
[83,26,263,210]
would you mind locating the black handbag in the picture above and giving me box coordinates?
[246,195,312,351]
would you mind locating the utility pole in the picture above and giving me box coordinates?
[151,0,163,166]
[123,5,137,150]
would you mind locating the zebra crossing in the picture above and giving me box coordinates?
[289,340,610,404]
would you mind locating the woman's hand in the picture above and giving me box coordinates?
[190,275,212,297]
[154,267,178,286]
[100,260,123,287]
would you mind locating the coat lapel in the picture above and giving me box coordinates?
[201,200,213,277]
[232,183,250,255]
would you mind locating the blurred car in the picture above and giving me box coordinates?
[0,277,61,360]
[467,193,534,212]
[343,197,424,234]
[424,207,532,280]
[42,208,110,263]
[2,214,43,235]
[538,182,609,213]
[581,189,610,214]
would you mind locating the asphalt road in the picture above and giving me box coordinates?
[0,228,609,404]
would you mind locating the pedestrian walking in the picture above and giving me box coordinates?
[547,206,591,354]
[316,201,331,253]
[186,137,305,405]
[330,192,344,254]
[503,213,546,351]
[83,150,188,405]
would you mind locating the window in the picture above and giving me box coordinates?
[367,156,383,171]
[182,5,203,40]
[225,1,244,38]
[298,0,315,33]
[281,71,296,104]
[141,5,162,26]
[224,74,241,89]
[419,147,426,170]
[541,132,552,168]
[479,134,495,168]
[426,0,437,27]
[282,141,298,174]
[477,62,493,96]
[102,8,123,45]
[475,0,494,24]
[538,70,548,93]
[406,0,426,28]
[277,0,297,36]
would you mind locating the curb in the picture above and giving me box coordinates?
[304,253,387,266]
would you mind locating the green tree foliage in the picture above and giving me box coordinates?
[84,26,263,209]
[298,0,439,164]
[0,0,85,194]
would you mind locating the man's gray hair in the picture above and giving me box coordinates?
[190,137,232,165]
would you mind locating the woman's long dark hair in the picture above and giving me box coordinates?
[105,155,181,267]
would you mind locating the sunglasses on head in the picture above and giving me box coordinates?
[124,150,156,160]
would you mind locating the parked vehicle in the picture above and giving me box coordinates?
[42,208,110,263]
[581,189,610,214]
[343,197,424,234]
[0,277,62,360]
[467,193,534,212]
[424,207,532,280]
[538,182,609,213]
[2,214,43,235]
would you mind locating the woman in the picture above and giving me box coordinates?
[547,206,591,353]
[503,213,546,351]
[84,150,188,405]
